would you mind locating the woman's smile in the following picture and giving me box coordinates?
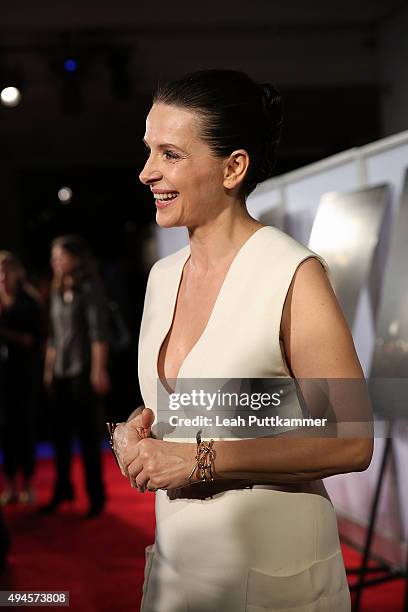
[152,189,179,209]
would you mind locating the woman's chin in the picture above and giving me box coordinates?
[155,210,183,229]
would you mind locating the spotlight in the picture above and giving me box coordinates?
[58,186,73,203]
[0,86,21,107]
[0,62,24,107]
[51,49,85,114]
[63,58,78,73]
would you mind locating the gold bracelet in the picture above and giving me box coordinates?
[106,422,121,468]
[188,436,216,483]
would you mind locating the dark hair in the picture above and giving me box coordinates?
[153,69,283,197]
[51,234,97,289]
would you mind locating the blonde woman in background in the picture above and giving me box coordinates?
[0,251,45,505]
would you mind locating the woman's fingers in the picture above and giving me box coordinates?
[127,417,146,441]
[127,439,159,492]
[136,475,159,494]
[128,456,144,488]
[141,407,155,434]
[112,422,128,476]
[113,420,146,477]
[131,468,149,492]
[113,430,163,492]
[113,424,140,475]
[146,481,158,492]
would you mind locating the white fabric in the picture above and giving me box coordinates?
[138,226,351,611]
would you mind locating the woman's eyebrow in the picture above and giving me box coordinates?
[142,138,184,151]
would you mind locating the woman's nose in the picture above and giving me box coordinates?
[139,156,161,185]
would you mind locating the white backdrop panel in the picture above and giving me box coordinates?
[247,183,283,220]
[365,143,408,206]
[284,162,360,245]
[156,225,188,258]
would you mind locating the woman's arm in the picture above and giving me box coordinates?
[211,257,373,481]
[43,343,56,386]
[0,326,34,348]
[0,292,44,349]
[83,280,111,396]
[119,257,373,492]
[90,340,111,396]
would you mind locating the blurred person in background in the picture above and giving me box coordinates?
[0,251,46,505]
[41,235,110,518]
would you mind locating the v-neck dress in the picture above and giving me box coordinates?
[138,226,351,612]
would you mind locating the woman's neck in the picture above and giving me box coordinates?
[186,210,263,274]
[56,274,74,292]
[0,290,16,309]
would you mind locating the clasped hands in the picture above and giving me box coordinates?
[112,407,196,492]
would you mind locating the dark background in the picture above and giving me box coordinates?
[1,0,407,259]
[1,0,408,417]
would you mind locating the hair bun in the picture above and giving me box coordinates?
[260,83,281,109]
[260,83,283,139]
[154,69,284,196]
[253,83,283,185]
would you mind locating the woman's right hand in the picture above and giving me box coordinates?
[113,408,155,477]
[43,367,54,388]
[43,345,56,388]
[127,407,155,438]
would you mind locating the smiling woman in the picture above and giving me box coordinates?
[140,104,227,226]
[113,69,372,612]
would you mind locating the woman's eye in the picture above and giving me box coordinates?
[164,150,179,160]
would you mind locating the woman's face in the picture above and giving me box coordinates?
[50,246,79,278]
[0,262,20,295]
[139,103,227,228]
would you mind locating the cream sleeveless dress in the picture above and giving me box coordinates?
[138,225,351,612]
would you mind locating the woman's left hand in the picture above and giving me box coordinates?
[117,424,195,492]
[90,366,111,396]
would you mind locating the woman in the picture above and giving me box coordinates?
[114,70,373,611]
[42,235,110,518]
[0,251,45,505]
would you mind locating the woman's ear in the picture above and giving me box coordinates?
[223,149,250,191]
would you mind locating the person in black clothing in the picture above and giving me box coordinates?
[42,235,110,518]
[0,251,45,505]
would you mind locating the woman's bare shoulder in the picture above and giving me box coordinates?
[281,257,363,378]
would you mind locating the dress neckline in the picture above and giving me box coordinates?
[156,225,269,394]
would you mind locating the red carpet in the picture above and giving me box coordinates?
[0,451,156,611]
[0,452,405,611]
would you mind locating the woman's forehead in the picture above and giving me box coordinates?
[144,103,202,146]
[52,246,69,257]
